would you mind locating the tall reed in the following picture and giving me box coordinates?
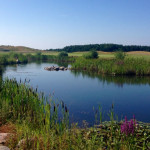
[71,57,150,76]
[0,52,75,65]
[0,79,150,149]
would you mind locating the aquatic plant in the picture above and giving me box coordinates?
[0,79,150,149]
[71,57,150,76]
[0,52,74,65]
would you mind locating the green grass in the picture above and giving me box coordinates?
[0,52,75,65]
[1,49,150,60]
[1,51,150,76]
[1,51,150,149]
[0,79,150,149]
[43,51,150,60]
[42,51,115,58]
[71,57,150,76]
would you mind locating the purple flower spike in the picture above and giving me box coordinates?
[121,116,137,136]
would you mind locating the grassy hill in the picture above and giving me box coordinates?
[0,45,39,53]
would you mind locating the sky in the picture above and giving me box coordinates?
[0,0,150,49]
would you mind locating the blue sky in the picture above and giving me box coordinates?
[0,0,150,49]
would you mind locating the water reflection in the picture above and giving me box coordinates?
[2,62,150,125]
[71,70,150,87]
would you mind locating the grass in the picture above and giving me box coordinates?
[1,48,150,60]
[1,51,150,76]
[0,52,75,65]
[71,57,150,76]
[0,45,38,53]
[1,50,150,149]
[43,51,150,60]
[0,79,150,149]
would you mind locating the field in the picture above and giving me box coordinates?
[1,45,150,60]
[42,51,150,60]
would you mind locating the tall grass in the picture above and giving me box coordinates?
[0,52,75,65]
[0,52,28,64]
[71,57,150,76]
[0,79,150,149]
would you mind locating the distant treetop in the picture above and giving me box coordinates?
[46,44,150,52]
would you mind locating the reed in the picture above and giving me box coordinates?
[71,57,150,76]
[0,79,150,149]
[0,52,75,65]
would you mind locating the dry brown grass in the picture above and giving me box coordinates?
[127,51,150,55]
[0,45,38,53]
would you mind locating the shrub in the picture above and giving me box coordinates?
[9,52,19,58]
[0,55,8,64]
[18,53,28,63]
[83,50,98,59]
[41,55,48,60]
[36,51,42,56]
[35,51,42,60]
[58,51,68,58]
[90,50,98,58]
[115,50,126,60]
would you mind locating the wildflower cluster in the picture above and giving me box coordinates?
[121,116,137,136]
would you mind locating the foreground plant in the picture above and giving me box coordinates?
[0,79,150,149]
[121,116,137,136]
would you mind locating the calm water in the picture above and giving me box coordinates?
[2,62,150,125]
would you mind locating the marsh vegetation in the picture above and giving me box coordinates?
[0,79,150,149]
[1,49,150,149]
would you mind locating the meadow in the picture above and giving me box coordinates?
[42,51,150,60]
[1,46,150,60]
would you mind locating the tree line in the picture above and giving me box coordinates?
[46,44,150,52]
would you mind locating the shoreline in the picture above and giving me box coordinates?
[0,79,150,149]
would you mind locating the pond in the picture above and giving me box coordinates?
[2,62,150,126]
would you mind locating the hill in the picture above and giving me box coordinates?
[0,45,39,53]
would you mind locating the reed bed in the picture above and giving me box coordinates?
[71,57,150,76]
[0,52,74,65]
[0,79,150,149]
